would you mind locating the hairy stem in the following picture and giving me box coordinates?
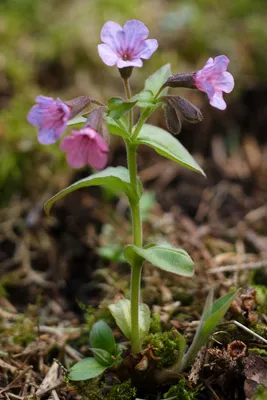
[123,78,133,133]
[127,143,143,353]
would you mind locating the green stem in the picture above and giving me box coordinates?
[123,78,133,133]
[127,143,143,353]
[132,108,152,141]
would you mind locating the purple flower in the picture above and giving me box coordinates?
[60,128,109,170]
[27,96,70,144]
[194,55,234,110]
[98,19,158,68]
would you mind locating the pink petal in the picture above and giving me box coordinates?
[137,39,158,59]
[213,55,229,73]
[210,92,226,110]
[27,105,42,126]
[87,140,108,170]
[215,71,234,93]
[117,58,143,68]
[35,95,54,105]
[204,57,214,68]
[61,135,88,168]
[123,19,149,43]
[98,44,119,66]
[100,21,122,48]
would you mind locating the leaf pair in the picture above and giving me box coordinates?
[68,320,120,381]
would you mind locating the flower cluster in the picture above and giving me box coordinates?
[27,19,234,170]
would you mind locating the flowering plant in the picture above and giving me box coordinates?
[28,19,236,396]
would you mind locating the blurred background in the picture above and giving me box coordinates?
[1,0,267,311]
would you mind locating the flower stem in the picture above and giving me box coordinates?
[127,143,143,354]
[123,78,133,133]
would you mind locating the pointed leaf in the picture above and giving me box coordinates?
[89,320,116,355]
[108,97,136,120]
[182,289,238,370]
[44,167,142,215]
[109,299,150,343]
[131,90,156,108]
[67,115,87,126]
[135,124,205,176]
[106,116,129,138]
[124,243,194,277]
[144,64,172,96]
[68,357,107,381]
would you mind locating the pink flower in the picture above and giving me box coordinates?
[194,55,234,110]
[98,19,158,68]
[27,96,70,144]
[60,128,109,170]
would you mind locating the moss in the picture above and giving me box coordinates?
[107,380,136,400]
[252,385,267,400]
[255,285,267,313]
[250,348,267,357]
[143,329,183,368]
[149,313,162,334]
[71,379,136,400]
[164,379,197,399]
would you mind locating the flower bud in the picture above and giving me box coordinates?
[65,96,94,119]
[85,106,110,145]
[167,96,203,124]
[164,73,196,89]
[164,100,182,135]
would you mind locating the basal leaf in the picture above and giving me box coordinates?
[109,299,150,343]
[144,64,172,96]
[89,320,116,355]
[135,124,205,176]
[182,289,238,370]
[44,167,142,215]
[124,243,194,277]
[68,357,107,381]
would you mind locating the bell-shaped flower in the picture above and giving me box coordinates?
[60,128,109,170]
[98,19,158,69]
[194,55,234,110]
[27,96,70,144]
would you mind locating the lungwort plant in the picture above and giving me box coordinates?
[28,18,236,393]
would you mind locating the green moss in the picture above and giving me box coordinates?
[252,385,267,400]
[149,313,162,334]
[255,285,267,313]
[143,329,183,368]
[250,348,267,357]
[72,379,136,400]
[107,380,136,400]
[164,379,197,399]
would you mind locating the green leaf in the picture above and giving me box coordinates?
[106,116,129,138]
[124,243,194,277]
[89,348,114,366]
[67,115,87,126]
[135,124,205,176]
[181,289,238,370]
[44,167,142,215]
[108,97,136,120]
[89,320,117,355]
[144,64,172,96]
[109,299,150,343]
[68,357,107,381]
[131,90,156,108]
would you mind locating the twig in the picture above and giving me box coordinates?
[233,320,267,345]
[0,366,32,394]
[208,259,267,274]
